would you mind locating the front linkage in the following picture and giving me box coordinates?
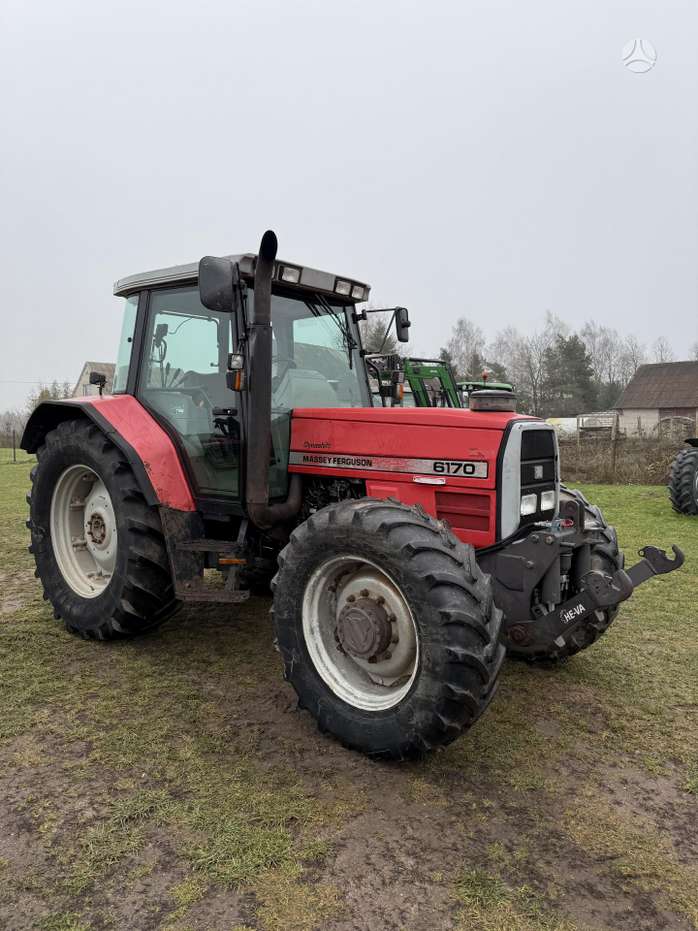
[479,493,684,659]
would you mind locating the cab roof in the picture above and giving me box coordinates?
[113,252,370,303]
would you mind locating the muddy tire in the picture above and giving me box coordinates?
[27,419,177,639]
[507,486,624,663]
[668,447,698,515]
[272,497,505,759]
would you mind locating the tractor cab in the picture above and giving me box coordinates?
[112,248,396,509]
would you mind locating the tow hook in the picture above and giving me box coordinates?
[584,545,684,609]
[574,543,684,620]
[624,544,685,586]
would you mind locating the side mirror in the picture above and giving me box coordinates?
[198,256,241,312]
[89,371,106,396]
[395,307,411,343]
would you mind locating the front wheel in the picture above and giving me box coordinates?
[272,498,504,759]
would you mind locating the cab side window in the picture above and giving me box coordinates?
[138,287,240,499]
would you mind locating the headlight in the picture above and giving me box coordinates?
[540,490,556,511]
[520,493,538,516]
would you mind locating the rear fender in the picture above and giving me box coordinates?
[21,397,196,511]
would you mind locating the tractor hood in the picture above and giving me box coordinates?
[292,407,532,430]
[289,406,538,491]
[289,407,554,548]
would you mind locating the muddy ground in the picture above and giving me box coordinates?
[1,467,697,931]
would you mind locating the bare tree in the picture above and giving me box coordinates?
[618,334,647,385]
[487,318,563,415]
[445,317,485,378]
[0,408,28,446]
[581,321,623,387]
[691,342,698,361]
[516,330,555,416]
[652,336,675,363]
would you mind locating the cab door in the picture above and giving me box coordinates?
[137,286,242,501]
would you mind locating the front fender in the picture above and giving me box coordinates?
[22,396,196,512]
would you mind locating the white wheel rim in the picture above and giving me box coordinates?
[50,465,117,598]
[302,555,419,711]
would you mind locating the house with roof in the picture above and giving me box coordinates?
[615,361,698,436]
[72,362,116,397]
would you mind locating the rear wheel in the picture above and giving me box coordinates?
[668,447,698,515]
[272,497,504,759]
[28,419,177,639]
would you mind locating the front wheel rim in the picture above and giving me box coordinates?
[50,465,117,598]
[302,555,419,711]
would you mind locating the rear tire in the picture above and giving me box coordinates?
[272,497,505,759]
[668,447,698,515]
[27,419,177,639]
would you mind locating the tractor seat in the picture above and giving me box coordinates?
[272,368,338,409]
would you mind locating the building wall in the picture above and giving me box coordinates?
[618,408,659,436]
[73,372,101,397]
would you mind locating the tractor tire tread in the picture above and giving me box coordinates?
[272,496,503,759]
[668,447,698,515]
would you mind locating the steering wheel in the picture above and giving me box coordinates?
[165,369,216,413]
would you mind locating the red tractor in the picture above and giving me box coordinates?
[22,232,684,758]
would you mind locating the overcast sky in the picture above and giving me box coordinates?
[1,0,696,409]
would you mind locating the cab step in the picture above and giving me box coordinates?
[160,510,251,604]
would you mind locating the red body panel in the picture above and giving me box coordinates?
[290,407,534,547]
[63,396,196,511]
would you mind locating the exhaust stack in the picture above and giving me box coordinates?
[246,231,302,530]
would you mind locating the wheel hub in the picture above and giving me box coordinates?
[87,512,107,546]
[336,595,393,660]
[302,558,418,712]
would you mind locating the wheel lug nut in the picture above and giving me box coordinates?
[368,656,377,664]
[347,594,356,603]
[360,589,369,598]
[383,651,392,661]
[376,596,385,605]
[391,635,399,645]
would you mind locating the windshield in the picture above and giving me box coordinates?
[250,290,369,409]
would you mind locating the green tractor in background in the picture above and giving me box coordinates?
[367,355,514,410]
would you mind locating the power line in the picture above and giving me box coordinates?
[0,379,75,385]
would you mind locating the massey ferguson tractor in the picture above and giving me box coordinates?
[22,232,685,759]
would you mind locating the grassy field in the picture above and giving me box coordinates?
[1,458,697,931]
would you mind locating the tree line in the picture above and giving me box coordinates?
[438,315,697,418]
[0,381,72,447]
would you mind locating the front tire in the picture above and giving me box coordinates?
[668,447,698,515]
[272,498,504,759]
[28,419,177,639]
